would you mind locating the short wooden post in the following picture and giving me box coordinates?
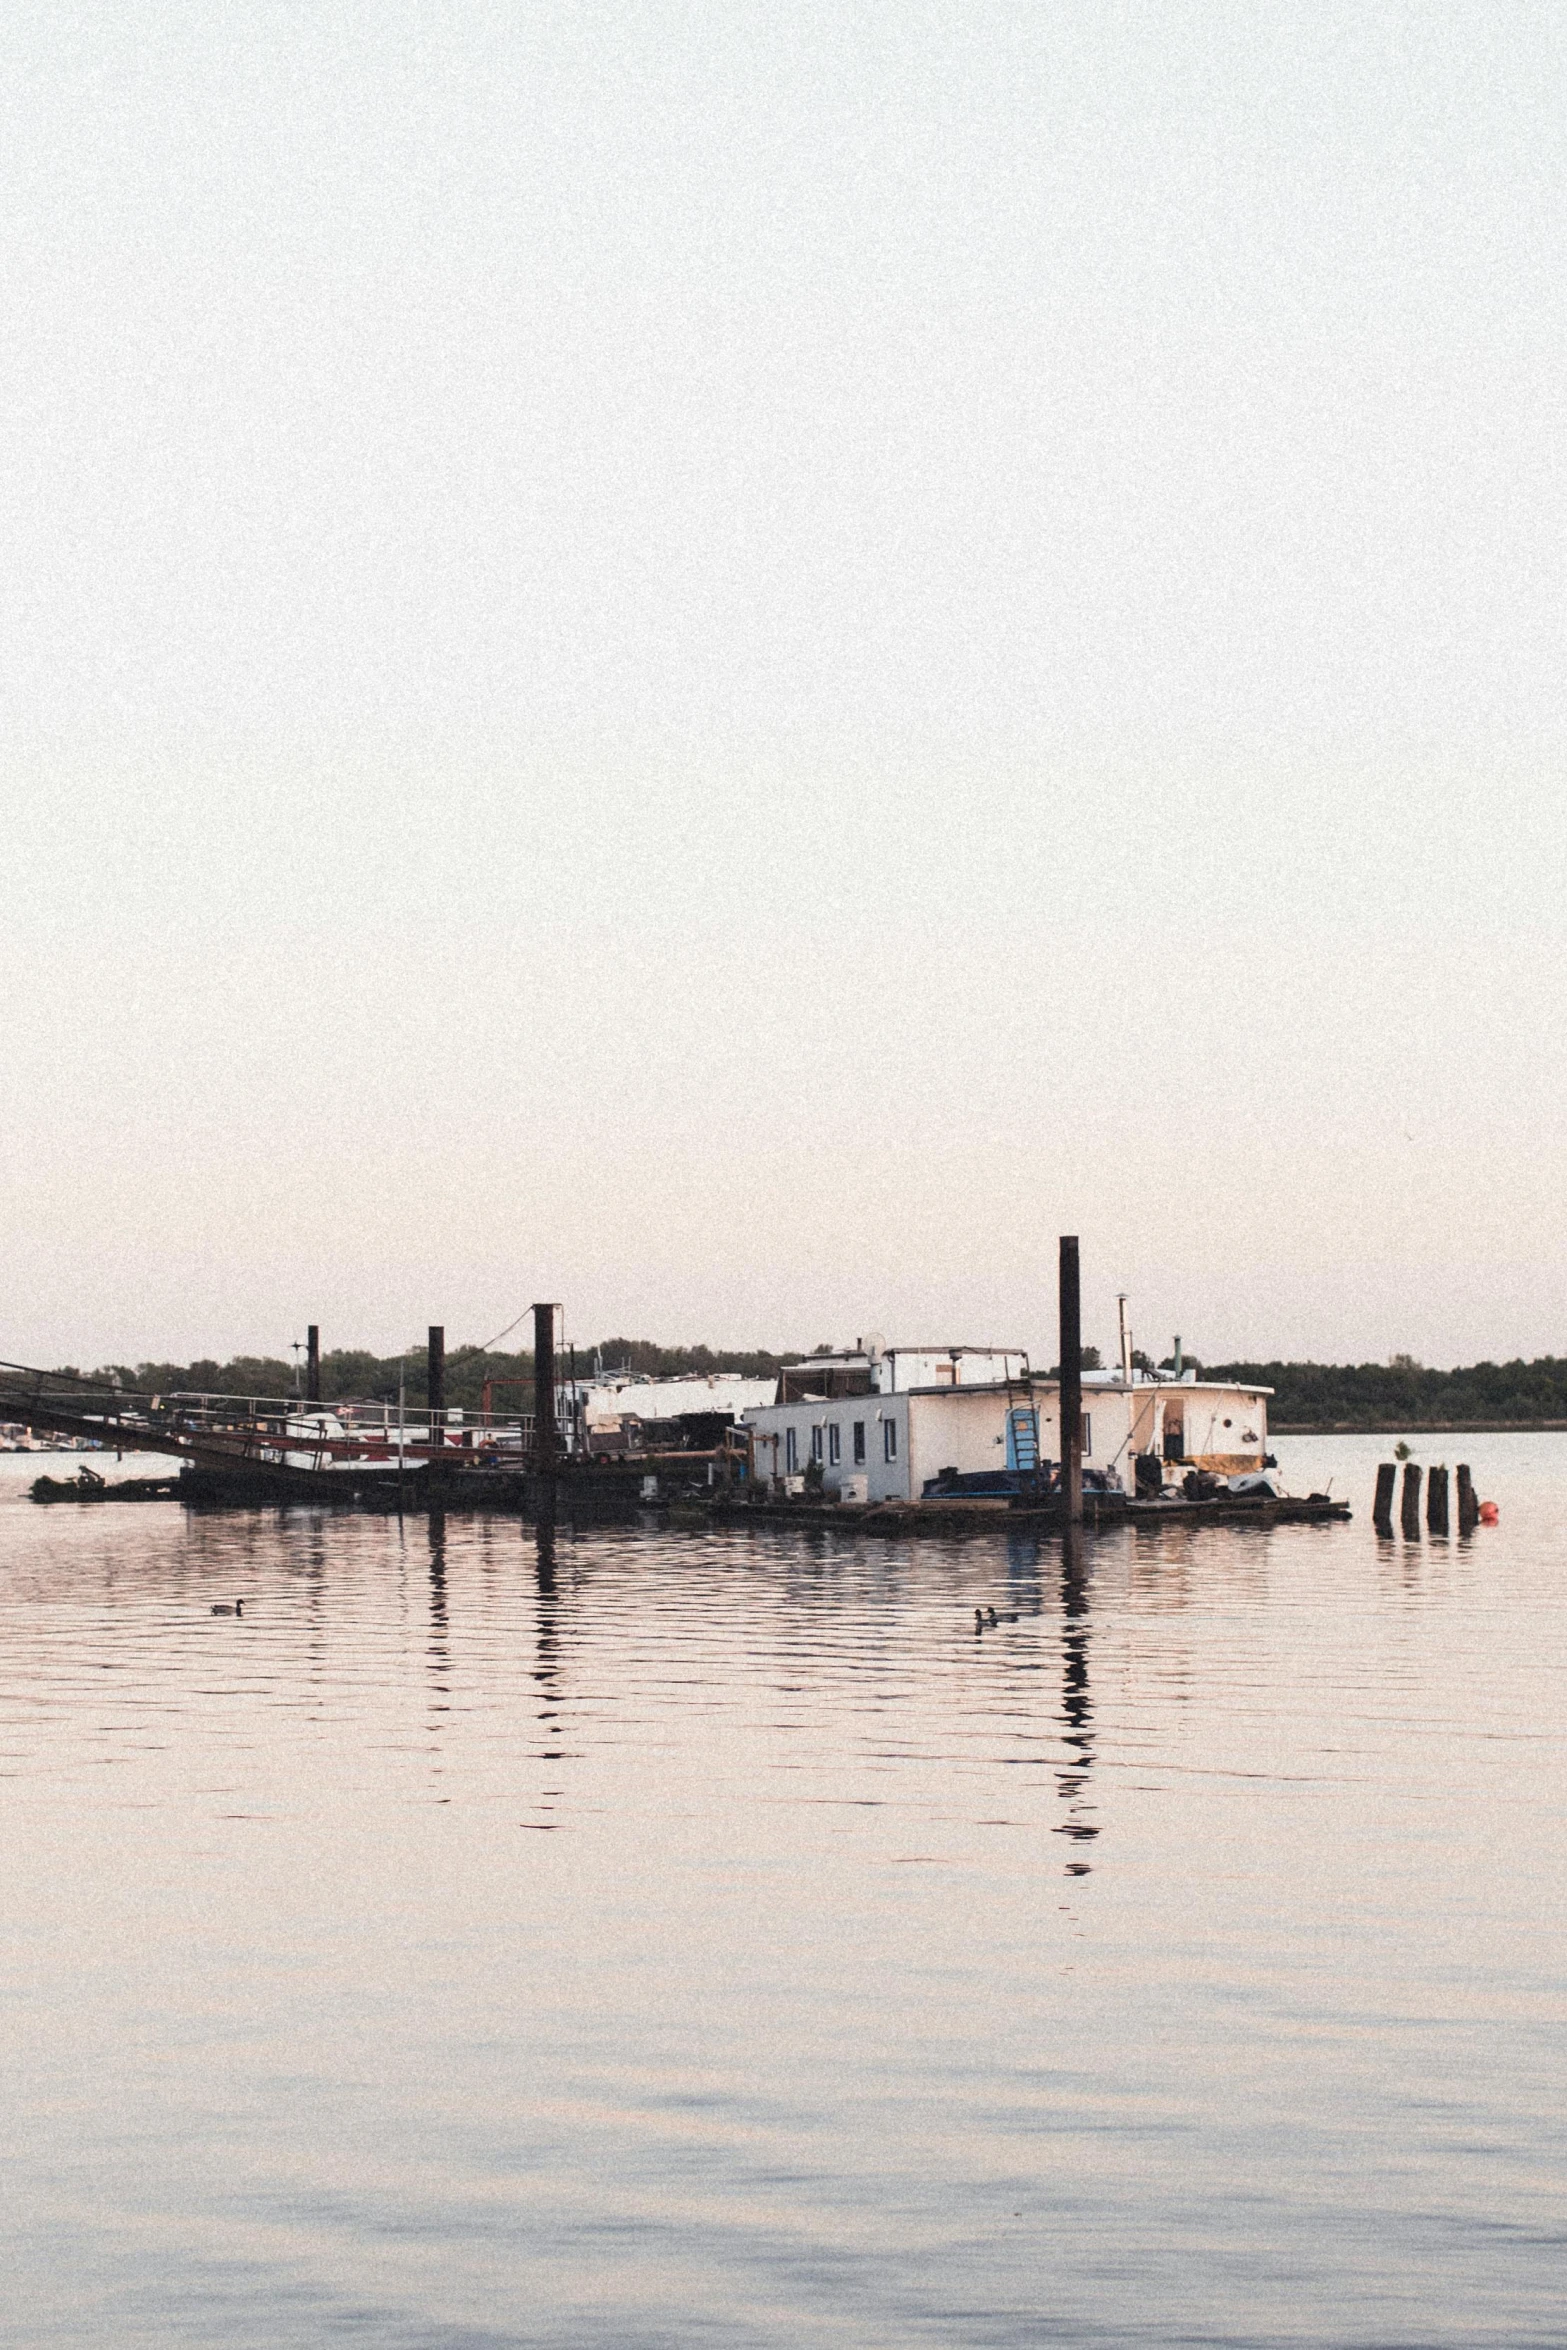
[1400,1461,1422,1537]
[1457,1464,1478,1534]
[1426,1464,1449,1534]
[1373,1462,1396,1529]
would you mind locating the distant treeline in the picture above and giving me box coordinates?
[1201,1355,1567,1429]
[60,1339,785,1411]
[50,1343,1567,1429]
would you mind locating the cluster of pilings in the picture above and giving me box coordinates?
[1373,1459,1478,1537]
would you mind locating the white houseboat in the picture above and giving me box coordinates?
[741,1342,1271,1504]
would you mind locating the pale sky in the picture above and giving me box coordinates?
[3,2,1564,1372]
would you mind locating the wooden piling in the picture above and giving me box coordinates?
[1457,1463,1478,1534]
[1059,1236,1083,1526]
[1400,1461,1422,1537]
[533,1303,559,1477]
[306,1325,320,1405]
[1427,1463,1449,1535]
[427,1326,445,1445]
[1373,1462,1396,1529]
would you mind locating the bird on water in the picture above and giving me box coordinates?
[210,1600,244,1616]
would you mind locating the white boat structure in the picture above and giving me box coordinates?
[741,1337,1275,1507]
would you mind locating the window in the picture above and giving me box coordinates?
[811,1425,824,1463]
[883,1417,898,1463]
[785,1427,798,1473]
[1081,1413,1091,1457]
[828,1423,841,1466]
[852,1421,866,1465]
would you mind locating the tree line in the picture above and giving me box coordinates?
[1198,1355,1567,1428]
[50,1342,1567,1428]
[60,1338,785,1411]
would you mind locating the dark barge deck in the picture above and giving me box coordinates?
[707,1494,1349,1534]
[27,1464,1349,1528]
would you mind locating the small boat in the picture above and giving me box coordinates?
[30,1467,179,1504]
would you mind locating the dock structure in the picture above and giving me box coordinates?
[1,1258,1356,1532]
[0,1357,530,1489]
[0,1345,749,1510]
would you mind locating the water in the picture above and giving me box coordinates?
[2,1434,1564,2347]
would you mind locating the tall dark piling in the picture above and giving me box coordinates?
[1427,1464,1450,1534]
[1400,1461,1423,1537]
[1059,1235,1083,1526]
[1457,1463,1479,1534]
[1373,1462,1397,1531]
[533,1302,559,1478]
[427,1326,445,1448]
[306,1325,320,1404]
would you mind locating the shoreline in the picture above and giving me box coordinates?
[1272,1420,1567,1435]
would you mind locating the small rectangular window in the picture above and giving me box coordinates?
[786,1427,798,1473]
[852,1421,866,1464]
[883,1418,898,1463]
[828,1423,841,1465]
[1082,1413,1091,1457]
[811,1425,824,1463]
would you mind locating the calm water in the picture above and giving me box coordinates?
[2,1434,1564,2347]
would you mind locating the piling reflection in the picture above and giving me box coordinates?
[532,1518,564,1795]
[1057,1526,1097,1873]
[534,1514,558,1604]
[1005,1527,1043,1604]
[427,1512,450,1708]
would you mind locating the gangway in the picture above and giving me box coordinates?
[0,1360,542,1486]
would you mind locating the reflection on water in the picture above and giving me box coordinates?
[1057,1528,1096,1869]
[2,1433,1566,2346]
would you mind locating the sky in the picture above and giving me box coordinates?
[2,1,1564,1373]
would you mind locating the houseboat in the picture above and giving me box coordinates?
[741,1341,1273,1505]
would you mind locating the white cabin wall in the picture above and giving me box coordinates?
[1126,1386,1161,1462]
[1183,1386,1268,1467]
[905,1390,1011,1494]
[1080,1388,1134,1479]
[742,1396,911,1500]
[744,1380,1270,1496]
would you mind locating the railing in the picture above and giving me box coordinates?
[0,1362,561,1475]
